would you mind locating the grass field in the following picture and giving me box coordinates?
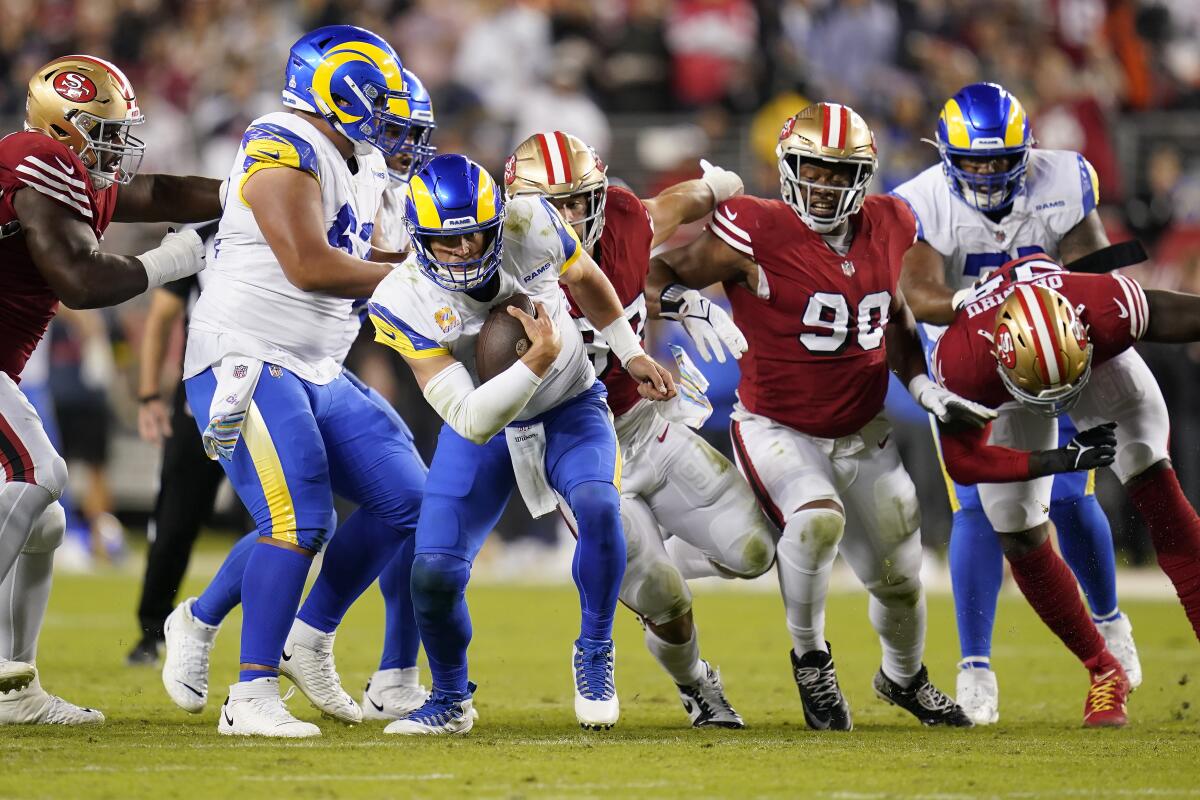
[5,557,1200,799]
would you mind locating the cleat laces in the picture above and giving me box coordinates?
[915,681,959,713]
[795,665,842,710]
[405,691,465,727]
[1086,672,1120,713]
[575,644,615,701]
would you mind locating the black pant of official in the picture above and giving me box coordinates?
[135,385,225,641]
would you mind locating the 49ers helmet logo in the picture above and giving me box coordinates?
[996,324,1017,369]
[52,72,97,103]
[503,153,517,185]
[778,116,797,142]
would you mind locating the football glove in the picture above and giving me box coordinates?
[659,284,748,363]
[909,374,997,428]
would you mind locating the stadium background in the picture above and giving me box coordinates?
[1,0,1199,570]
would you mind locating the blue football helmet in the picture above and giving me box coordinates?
[405,154,506,292]
[935,82,1033,212]
[281,25,410,156]
[385,69,437,186]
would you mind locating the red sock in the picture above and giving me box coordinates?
[1128,465,1200,642]
[1007,538,1105,665]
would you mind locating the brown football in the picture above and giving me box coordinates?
[475,293,536,382]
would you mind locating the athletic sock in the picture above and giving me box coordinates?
[378,533,420,670]
[947,507,1003,664]
[239,542,312,682]
[1007,538,1105,664]
[1127,465,1200,642]
[1052,494,1120,621]
[644,625,706,686]
[192,531,256,626]
[568,482,625,642]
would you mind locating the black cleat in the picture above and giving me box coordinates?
[126,635,163,667]
[790,645,852,731]
[873,664,973,727]
[676,661,745,729]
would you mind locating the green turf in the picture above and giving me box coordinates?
[4,562,1200,799]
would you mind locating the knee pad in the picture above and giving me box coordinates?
[866,571,923,608]
[23,502,66,554]
[410,553,471,614]
[782,508,845,560]
[871,471,921,546]
[621,557,693,626]
[715,527,776,579]
[38,455,69,500]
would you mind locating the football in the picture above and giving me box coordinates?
[475,293,536,382]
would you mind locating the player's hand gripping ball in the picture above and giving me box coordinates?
[475,293,537,381]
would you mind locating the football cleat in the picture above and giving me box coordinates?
[218,677,320,738]
[873,665,973,727]
[1096,614,1142,691]
[161,597,219,713]
[362,667,432,721]
[955,662,999,726]
[676,661,744,729]
[0,659,36,694]
[280,619,362,725]
[573,638,619,730]
[126,634,162,667]
[384,683,477,736]
[1083,660,1130,728]
[0,673,104,725]
[790,646,852,731]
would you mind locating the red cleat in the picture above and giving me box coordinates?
[1082,660,1130,728]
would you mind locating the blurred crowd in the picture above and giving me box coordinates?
[2,0,1200,564]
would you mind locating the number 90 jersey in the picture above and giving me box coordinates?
[891,149,1100,288]
[711,194,916,439]
[184,112,389,385]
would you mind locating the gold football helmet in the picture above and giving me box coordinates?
[776,102,876,233]
[993,284,1093,416]
[505,131,608,249]
[26,55,145,187]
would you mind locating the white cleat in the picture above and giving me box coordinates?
[161,597,219,713]
[280,619,362,725]
[218,677,320,738]
[362,667,431,721]
[0,659,36,694]
[0,673,104,725]
[573,639,619,730]
[955,662,999,726]
[676,661,744,728]
[1097,613,1143,690]
[384,684,476,736]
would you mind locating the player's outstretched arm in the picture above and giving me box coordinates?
[1142,289,1200,343]
[113,174,223,223]
[939,421,1116,485]
[646,229,755,316]
[898,240,959,325]
[15,187,202,309]
[641,160,743,248]
[242,166,392,298]
[561,251,675,400]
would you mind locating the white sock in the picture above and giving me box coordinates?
[644,626,705,686]
[664,537,723,580]
[0,483,52,585]
[776,509,843,656]
[870,590,926,688]
[0,550,53,663]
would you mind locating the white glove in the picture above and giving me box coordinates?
[909,374,997,428]
[699,158,744,204]
[202,411,246,461]
[658,344,713,428]
[138,228,205,288]
[659,284,748,363]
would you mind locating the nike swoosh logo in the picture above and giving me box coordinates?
[878,434,890,449]
[379,328,397,340]
[263,150,282,159]
[657,424,670,443]
[223,700,235,727]
[53,157,76,176]
[1114,299,1129,319]
[176,680,203,698]
[369,695,385,712]
[725,210,738,220]
[281,649,293,662]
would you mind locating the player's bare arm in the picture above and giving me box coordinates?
[641,161,743,248]
[15,187,168,308]
[242,165,392,298]
[1057,209,1111,265]
[939,420,1117,485]
[898,239,957,324]
[561,251,675,400]
[1142,289,1200,342]
[646,229,756,318]
[112,174,223,223]
[136,286,186,443]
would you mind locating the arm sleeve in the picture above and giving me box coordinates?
[939,423,1032,485]
[422,360,543,444]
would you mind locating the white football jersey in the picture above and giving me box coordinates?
[892,148,1100,290]
[184,112,389,384]
[368,195,595,421]
[373,182,411,253]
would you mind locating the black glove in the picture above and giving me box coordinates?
[1041,422,1117,473]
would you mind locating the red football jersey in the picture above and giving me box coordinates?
[710,193,916,438]
[0,131,119,381]
[933,259,1149,408]
[562,185,654,417]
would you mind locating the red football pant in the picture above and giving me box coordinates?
[1007,538,1106,665]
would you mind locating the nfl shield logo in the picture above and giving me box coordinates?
[233,364,247,379]
[841,260,855,277]
[268,365,283,378]
[995,230,1007,243]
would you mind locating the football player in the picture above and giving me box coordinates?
[368,152,676,734]
[892,82,1138,724]
[159,26,428,738]
[0,55,215,725]
[505,131,774,728]
[932,253,1200,726]
[647,103,995,730]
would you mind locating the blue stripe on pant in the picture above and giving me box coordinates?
[411,381,625,697]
